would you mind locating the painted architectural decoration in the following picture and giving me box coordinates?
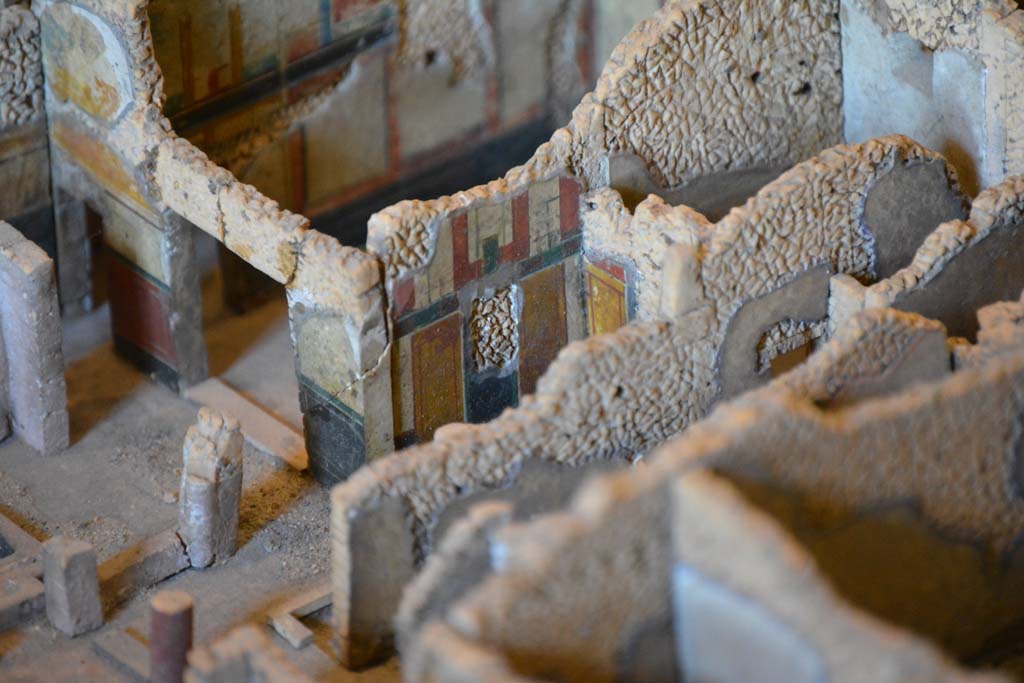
[1,0,1024,682]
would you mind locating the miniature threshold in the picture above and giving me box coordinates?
[2,0,1024,681]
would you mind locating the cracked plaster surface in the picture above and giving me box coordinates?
[394,0,493,82]
[470,287,519,371]
[368,0,844,283]
[0,5,42,128]
[413,304,1024,683]
[332,136,966,665]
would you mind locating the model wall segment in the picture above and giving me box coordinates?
[331,414,635,668]
[597,0,842,189]
[0,5,43,128]
[146,0,587,230]
[835,175,1024,339]
[0,5,53,263]
[410,306,1024,683]
[380,174,586,447]
[331,136,970,667]
[33,0,393,476]
[369,0,844,278]
[0,221,69,456]
[287,233,393,485]
[842,0,1024,193]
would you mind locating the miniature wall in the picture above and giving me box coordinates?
[832,175,1024,340]
[366,0,845,448]
[418,467,1005,683]
[331,135,968,668]
[0,5,53,263]
[383,175,587,446]
[395,308,954,683]
[586,137,968,333]
[840,0,1024,196]
[407,305,1024,683]
[28,0,394,487]
[146,0,596,244]
[0,222,68,456]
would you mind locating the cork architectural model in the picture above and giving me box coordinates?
[0,0,1024,682]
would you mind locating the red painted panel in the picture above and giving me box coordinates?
[392,276,415,319]
[452,213,481,290]
[592,258,626,281]
[559,177,582,234]
[501,193,530,262]
[108,255,177,367]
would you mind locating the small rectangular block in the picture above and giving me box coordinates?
[43,537,103,636]
[269,613,314,649]
[98,529,189,607]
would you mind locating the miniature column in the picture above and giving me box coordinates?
[178,408,243,568]
[150,590,193,683]
[42,536,103,636]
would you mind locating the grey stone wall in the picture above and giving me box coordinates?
[0,221,67,455]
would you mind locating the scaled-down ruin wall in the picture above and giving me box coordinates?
[28,0,388,484]
[365,0,845,456]
[145,0,598,250]
[841,0,1024,197]
[330,134,970,668]
[0,221,68,456]
[22,0,1024,485]
[0,6,53,266]
[21,0,843,482]
[406,301,1024,683]
[831,174,1024,340]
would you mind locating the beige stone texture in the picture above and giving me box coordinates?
[955,294,1024,369]
[470,286,519,371]
[410,302,1024,683]
[334,136,970,666]
[178,408,244,569]
[397,501,512,678]
[394,0,493,83]
[186,624,316,683]
[368,0,843,282]
[0,5,43,129]
[848,0,1019,51]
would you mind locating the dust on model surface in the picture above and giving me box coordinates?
[1,1,1024,681]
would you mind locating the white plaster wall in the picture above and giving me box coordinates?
[841,0,986,195]
[593,0,662,75]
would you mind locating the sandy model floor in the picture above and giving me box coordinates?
[0,275,399,682]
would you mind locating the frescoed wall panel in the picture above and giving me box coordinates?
[412,313,464,442]
[586,260,627,336]
[148,0,601,241]
[520,263,568,396]
[388,175,585,447]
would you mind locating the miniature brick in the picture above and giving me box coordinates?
[43,536,103,637]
